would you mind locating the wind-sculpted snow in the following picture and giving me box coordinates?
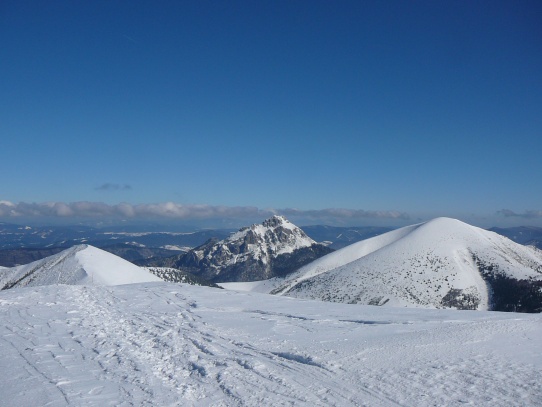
[0,245,160,289]
[234,218,542,311]
[0,282,541,406]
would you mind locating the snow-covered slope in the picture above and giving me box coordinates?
[0,244,160,289]
[173,215,332,282]
[0,282,541,406]
[219,223,418,293]
[231,218,542,311]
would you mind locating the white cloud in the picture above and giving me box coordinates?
[281,208,410,220]
[95,183,132,191]
[497,209,542,219]
[0,201,408,222]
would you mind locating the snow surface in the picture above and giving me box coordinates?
[228,218,542,310]
[0,245,160,288]
[0,282,541,406]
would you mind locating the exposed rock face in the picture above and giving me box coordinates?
[172,216,333,282]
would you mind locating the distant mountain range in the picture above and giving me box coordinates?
[489,226,542,249]
[0,223,233,266]
[0,222,393,251]
[0,222,233,251]
[1,221,541,268]
[225,218,542,312]
[2,217,542,312]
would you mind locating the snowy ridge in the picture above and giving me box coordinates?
[0,282,541,406]
[230,218,542,311]
[0,245,160,289]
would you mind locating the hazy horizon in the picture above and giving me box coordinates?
[1,200,541,230]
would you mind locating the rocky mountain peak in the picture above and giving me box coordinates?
[172,216,332,282]
[262,215,288,228]
[228,216,315,253]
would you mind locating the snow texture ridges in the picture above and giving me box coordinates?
[0,282,541,406]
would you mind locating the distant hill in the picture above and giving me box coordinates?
[489,226,542,249]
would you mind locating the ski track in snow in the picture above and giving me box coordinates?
[1,282,541,406]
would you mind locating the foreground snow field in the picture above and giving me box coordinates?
[1,282,541,406]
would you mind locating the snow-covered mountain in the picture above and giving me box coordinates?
[165,216,333,282]
[227,217,542,312]
[0,244,160,289]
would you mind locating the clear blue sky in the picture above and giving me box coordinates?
[1,1,541,227]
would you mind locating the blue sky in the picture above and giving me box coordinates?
[1,1,541,227]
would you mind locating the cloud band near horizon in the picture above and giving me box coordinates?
[0,200,409,221]
[497,209,542,219]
